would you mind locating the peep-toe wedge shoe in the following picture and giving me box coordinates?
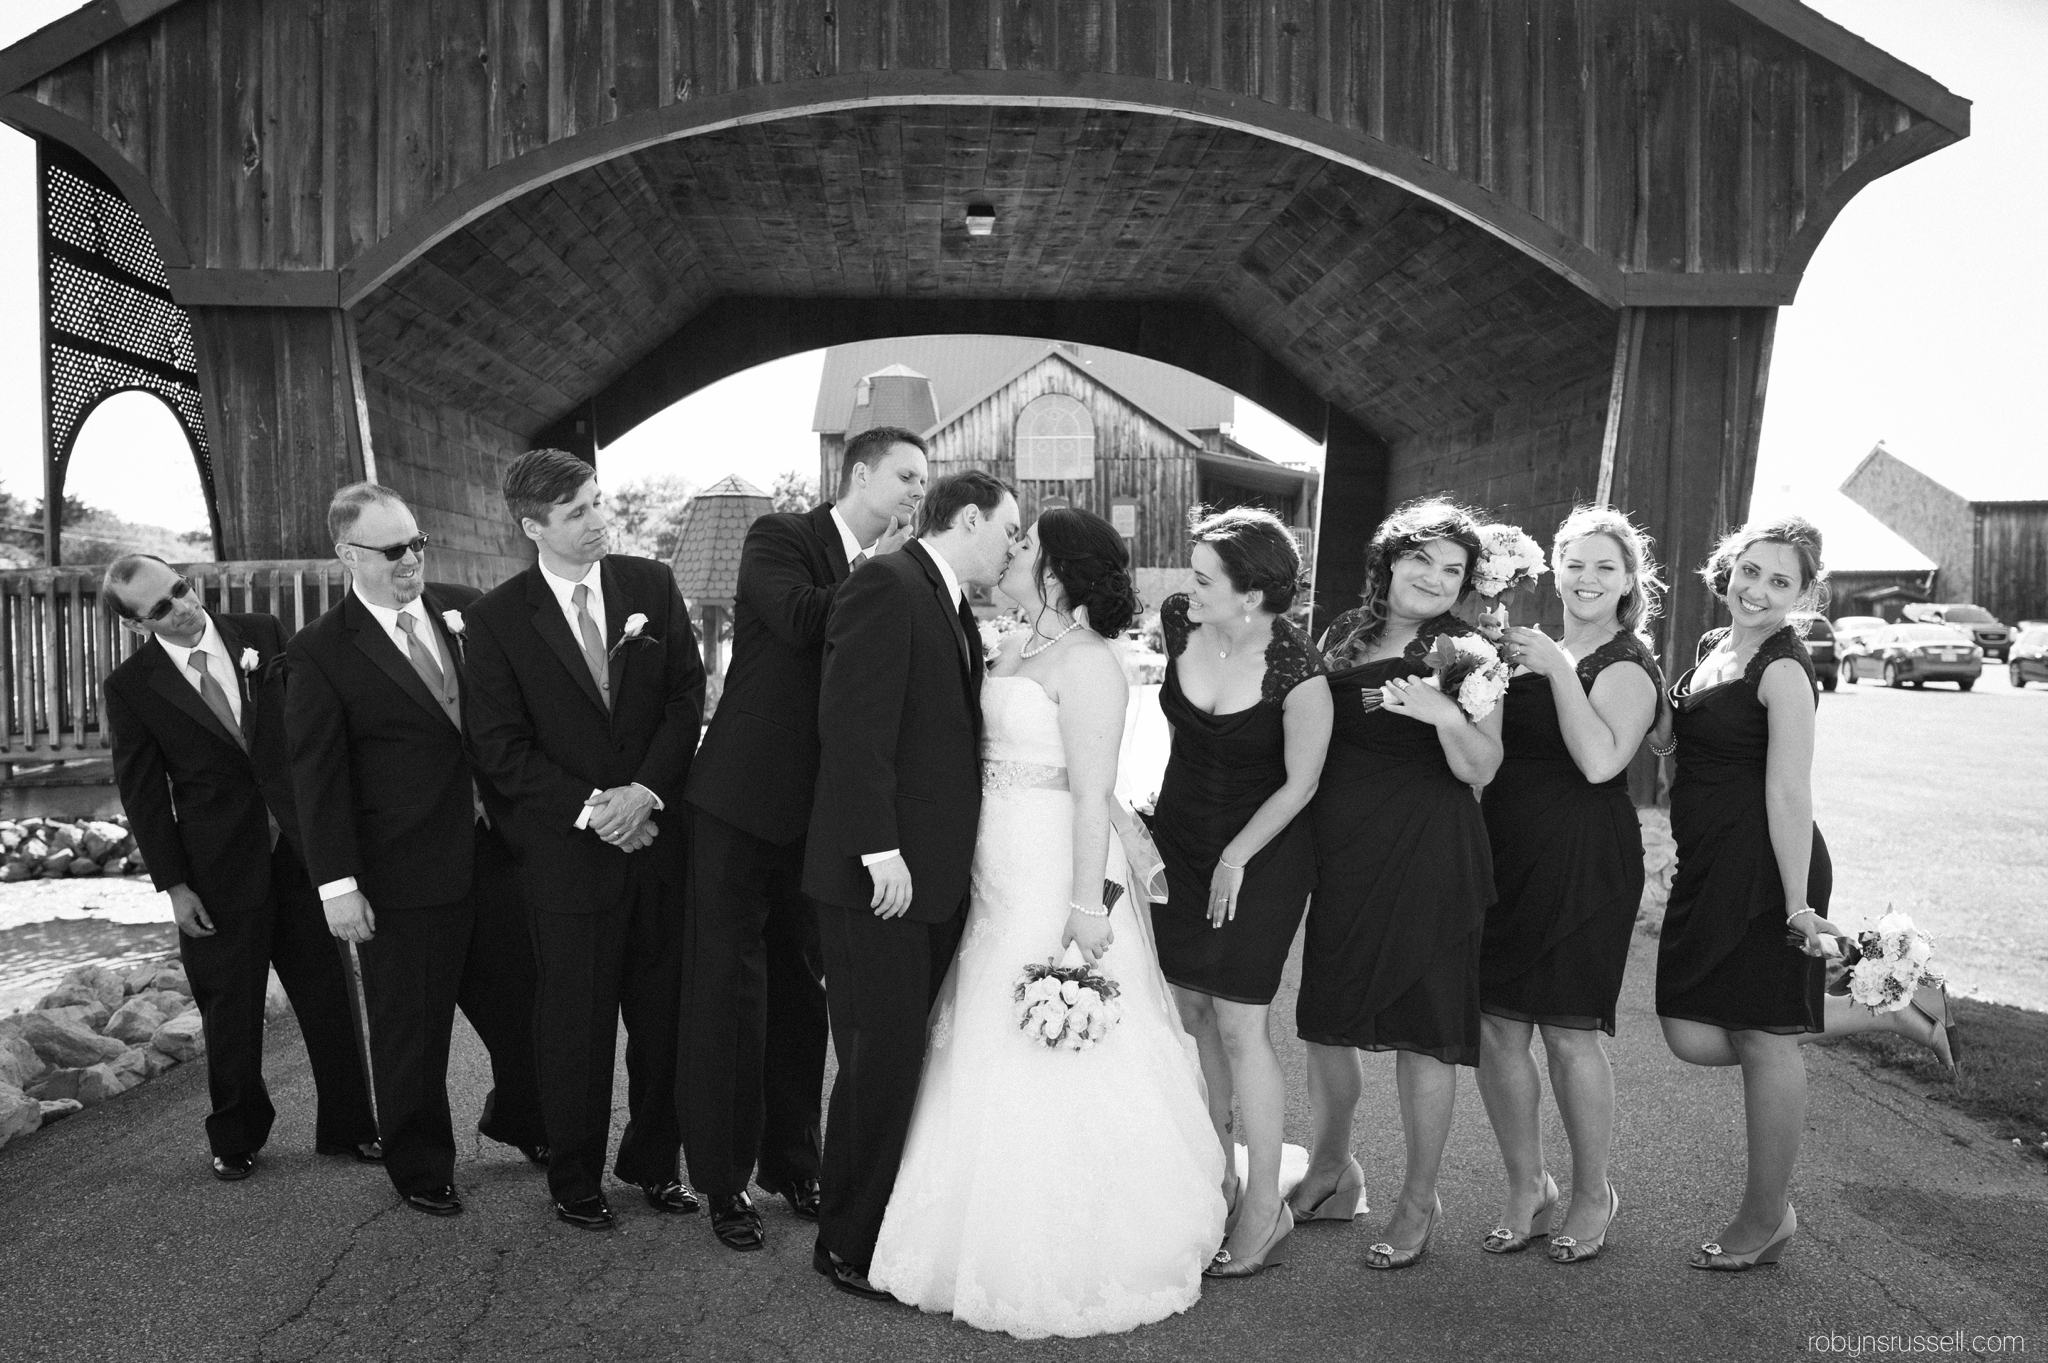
[1689,1202,1796,1271]
[1481,1173,1558,1255]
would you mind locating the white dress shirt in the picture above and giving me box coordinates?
[829,505,871,569]
[353,585,448,677]
[861,540,967,870]
[156,616,243,726]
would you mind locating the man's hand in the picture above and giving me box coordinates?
[872,515,914,558]
[324,889,376,944]
[585,784,657,841]
[167,884,214,939]
[615,821,660,854]
[868,854,914,919]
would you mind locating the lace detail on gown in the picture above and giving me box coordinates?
[1159,593,1324,704]
[1575,630,1664,692]
[867,675,1227,1339]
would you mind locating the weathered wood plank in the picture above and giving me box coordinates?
[268,0,326,269]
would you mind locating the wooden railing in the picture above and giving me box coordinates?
[0,561,348,768]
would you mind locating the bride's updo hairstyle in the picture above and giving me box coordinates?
[1033,506,1141,638]
[1701,514,1828,613]
[1187,505,1307,615]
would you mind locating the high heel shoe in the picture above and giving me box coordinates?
[1909,982,1958,1072]
[1289,1157,1368,1223]
[1547,1182,1618,1264]
[1363,1196,1439,1271]
[1689,1203,1796,1271]
[1481,1173,1558,1255]
[1204,1203,1293,1278]
[1222,1176,1242,1236]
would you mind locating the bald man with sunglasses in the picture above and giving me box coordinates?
[101,554,378,1182]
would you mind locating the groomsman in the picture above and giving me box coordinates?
[681,426,927,1251]
[286,484,547,1216]
[463,449,706,1230]
[102,555,377,1181]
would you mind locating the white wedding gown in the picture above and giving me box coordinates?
[867,676,1227,1339]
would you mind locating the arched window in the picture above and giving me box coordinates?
[1015,393,1095,480]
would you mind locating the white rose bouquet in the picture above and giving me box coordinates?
[1823,910,1944,1014]
[979,614,1020,666]
[1471,524,1548,601]
[1014,937,1125,1053]
[1416,633,1512,722]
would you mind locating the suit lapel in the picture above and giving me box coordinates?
[144,635,247,757]
[524,567,609,716]
[815,503,852,583]
[210,614,260,748]
[908,542,975,684]
[348,593,459,731]
[601,557,631,710]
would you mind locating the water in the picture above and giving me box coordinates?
[0,878,174,1015]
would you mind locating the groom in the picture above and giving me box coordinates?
[804,470,1019,1299]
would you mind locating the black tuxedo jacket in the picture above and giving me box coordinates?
[285,584,499,912]
[105,611,300,914]
[685,502,852,845]
[463,555,705,916]
[802,540,984,923]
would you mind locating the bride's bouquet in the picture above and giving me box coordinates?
[1418,633,1512,722]
[1819,910,1945,1014]
[1015,887,1126,1052]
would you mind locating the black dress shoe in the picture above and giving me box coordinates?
[403,1185,463,1217]
[709,1192,764,1251]
[516,1143,550,1168]
[638,1179,701,1214]
[316,1139,384,1163]
[211,1153,255,1182]
[812,1240,895,1303]
[554,1195,615,1230]
[761,1173,822,1221]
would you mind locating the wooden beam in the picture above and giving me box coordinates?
[1725,0,1970,138]
[0,0,188,97]
[167,268,342,308]
[0,93,190,266]
[1620,270,1802,308]
[1310,406,1390,640]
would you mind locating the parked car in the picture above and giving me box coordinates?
[1831,614,1889,657]
[1900,603,2014,660]
[1791,613,1838,691]
[2010,625,2048,689]
[1842,624,1982,690]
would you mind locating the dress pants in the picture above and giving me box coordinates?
[530,868,684,1204]
[814,901,966,1271]
[461,823,546,1148]
[179,840,376,1159]
[354,897,471,1195]
[681,809,829,1198]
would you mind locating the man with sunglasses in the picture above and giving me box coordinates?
[101,554,378,1182]
[285,483,547,1217]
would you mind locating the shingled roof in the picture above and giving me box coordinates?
[671,475,772,607]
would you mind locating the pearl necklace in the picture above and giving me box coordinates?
[1021,616,1083,659]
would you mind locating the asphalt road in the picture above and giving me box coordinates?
[2,931,2042,1363]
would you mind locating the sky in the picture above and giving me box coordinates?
[0,0,2038,562]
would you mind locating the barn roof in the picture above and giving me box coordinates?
[1847,443,2048,505]
[814,336,1234,437]
[928,345,1209,450]
[671,475,772,606]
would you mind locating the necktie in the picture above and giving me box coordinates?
[187,651,246,752]
[571,583,610,710]
[395,613,459,724]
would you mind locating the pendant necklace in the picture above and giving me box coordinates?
[1021,615,1082,659]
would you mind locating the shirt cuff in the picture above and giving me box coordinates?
[318,877,358,900]
[631,783,665,811]
[860,850,902,868]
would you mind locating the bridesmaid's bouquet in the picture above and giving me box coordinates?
[1472,524,1548,600]
[1820,911,1945,1014]
[1015,890,1127,1052]
[1419,634,1512,722]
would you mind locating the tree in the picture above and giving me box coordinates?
[607,476,696,561]
[771,470,819,515]
[33,493,98,527]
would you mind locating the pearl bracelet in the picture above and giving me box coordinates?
[1648,737,1676,757]
[1071,900,1111,919]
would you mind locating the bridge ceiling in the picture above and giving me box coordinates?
[349,106,1616,446]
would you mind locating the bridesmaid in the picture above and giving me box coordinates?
[1477,507,1663,1266]
[1150,507,1332,1280]
[1293,499,1503,1271]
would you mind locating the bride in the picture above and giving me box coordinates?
[867,506,1227,1339]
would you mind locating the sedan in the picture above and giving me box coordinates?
[1791,613,1838,691]
[2011,626,2048,689]
[1832,615,1888,655]
[1843,624,1983,690]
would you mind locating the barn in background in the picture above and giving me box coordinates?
[814,337,1319,607]
[1842,443,2048,625]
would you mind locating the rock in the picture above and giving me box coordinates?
[0,1082,39,1148]
[20,837,46,861]
[105,997,169,1045]
[19,1012,128,1068]
[0,828,19,851]
[47,824,79,853]
[119,962,160,996]
[0,860,30,882]
[38,1001,113,1033]
[76,1061,142,1106]
[140,1048,178,1079]
[136,989,193,1020]
[80,824,123,860]
[126,851,147,876]
[148,964,192,997]
[150,1011,206,1063]
[39,849,75,876]
[33,982,102,1012]
[67,857,102,877]
[0,1034,48,1089]
[37,1099,82,1124]
[27,1068,85,1102]
[58,964,126,1012]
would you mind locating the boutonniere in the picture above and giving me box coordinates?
[239,648,260,674]
[607,613,652,659]
[441,608,467,660]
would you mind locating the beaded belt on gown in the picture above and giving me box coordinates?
[980,759,1069,794]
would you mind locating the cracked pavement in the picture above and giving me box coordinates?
[1,936,2041,1362]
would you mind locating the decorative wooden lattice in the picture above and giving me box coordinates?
[38,140,214,561]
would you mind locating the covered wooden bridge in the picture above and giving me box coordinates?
[2,0,1966,671]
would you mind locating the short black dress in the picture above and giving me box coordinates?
[1656,625,1829,1034]
[1150,594,1323,1006]
[1480,632,1663,1035]
[1297,611,1496,1067]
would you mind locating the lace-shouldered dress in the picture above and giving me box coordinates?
[1297,611,1497,1067]
[1480,630,1664,1034]
[1656,625,1830,1034]
[1149,594,1324,1005]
